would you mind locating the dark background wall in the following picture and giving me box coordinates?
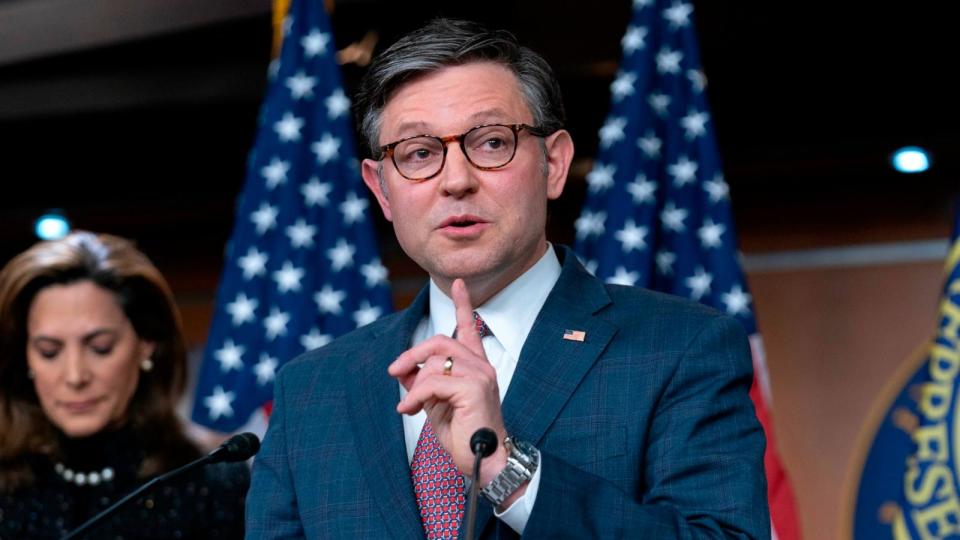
[2,1,956,267]
[1,1,957,537]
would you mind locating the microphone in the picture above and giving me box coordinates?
[470,428,498,458]
[206,431,261,463]
[465,428,498,540]
[62,432,260,540]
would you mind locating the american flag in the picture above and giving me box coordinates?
[191,0,392,433]
[574,1,801,538]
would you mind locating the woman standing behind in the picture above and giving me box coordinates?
[0,231,248,539]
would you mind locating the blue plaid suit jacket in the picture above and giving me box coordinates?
[245,246,770,539]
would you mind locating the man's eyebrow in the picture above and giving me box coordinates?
[391,109,515,138]
[467,109,512,123]
[392,121,432,138]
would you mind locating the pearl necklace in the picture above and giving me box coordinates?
[54,462,115,487]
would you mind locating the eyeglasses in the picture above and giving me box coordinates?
[379,123,549,181]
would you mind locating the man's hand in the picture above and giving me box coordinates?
[388,278,510,486]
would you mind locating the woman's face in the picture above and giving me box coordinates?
[26,280,155,438]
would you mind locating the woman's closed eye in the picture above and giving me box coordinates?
[36,346,60,360]
[31,338,62,360]
[88,337,116,357]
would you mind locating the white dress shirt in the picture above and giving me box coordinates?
[400,244,562,534]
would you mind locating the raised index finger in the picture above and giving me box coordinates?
[451,278,484,356]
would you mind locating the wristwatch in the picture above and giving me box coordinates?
[480,436,539,507]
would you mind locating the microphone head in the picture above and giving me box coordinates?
[209,432,261,463]
[470,428,498,458]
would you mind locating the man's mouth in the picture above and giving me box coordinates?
[438,215,488,237]
[440,215,486,228]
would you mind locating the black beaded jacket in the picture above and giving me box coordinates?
[0,427,249,540]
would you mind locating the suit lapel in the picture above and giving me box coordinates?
[469,247,617,539]
[506,246,616,444]
[346,287,430,540]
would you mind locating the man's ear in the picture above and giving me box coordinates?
[361,158,393,222]
[544,129,575,200]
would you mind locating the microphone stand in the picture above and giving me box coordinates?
[61,432,259,540]
[465,428,497,540]
[62,455,212,540]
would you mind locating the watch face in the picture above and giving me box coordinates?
[512,439,534,455]
[509,439,538,470]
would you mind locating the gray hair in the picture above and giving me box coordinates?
[354,18,566,158]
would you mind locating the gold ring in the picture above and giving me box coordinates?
[442,357,454,376]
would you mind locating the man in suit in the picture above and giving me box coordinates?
[246,18,770,540]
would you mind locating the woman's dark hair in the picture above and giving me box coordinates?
[0,231,199,492]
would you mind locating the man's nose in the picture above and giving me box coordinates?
[438,144,479,197]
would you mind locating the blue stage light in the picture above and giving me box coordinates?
[891,146,930,173]
[34,212,71,240]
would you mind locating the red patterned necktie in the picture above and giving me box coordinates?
[411,421,465,539]
[473,311,492,338]
[410,313,492,538]
[451,312,493,339]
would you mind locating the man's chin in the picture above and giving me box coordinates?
[431,250,499,276]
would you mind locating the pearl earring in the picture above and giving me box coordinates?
[141,358,154,372]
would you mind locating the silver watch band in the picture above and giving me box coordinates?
[480,437,539,507]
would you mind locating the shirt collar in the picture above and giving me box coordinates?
[428,244,562,361]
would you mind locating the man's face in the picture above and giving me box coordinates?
[362,62,573,301]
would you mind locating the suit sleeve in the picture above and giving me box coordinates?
[521,315,771,540]
[245,370,307,540]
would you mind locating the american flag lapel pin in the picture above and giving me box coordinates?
[563,329,586,342]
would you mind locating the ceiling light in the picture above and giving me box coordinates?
[34,211,70,240]
[891,146,930,174]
